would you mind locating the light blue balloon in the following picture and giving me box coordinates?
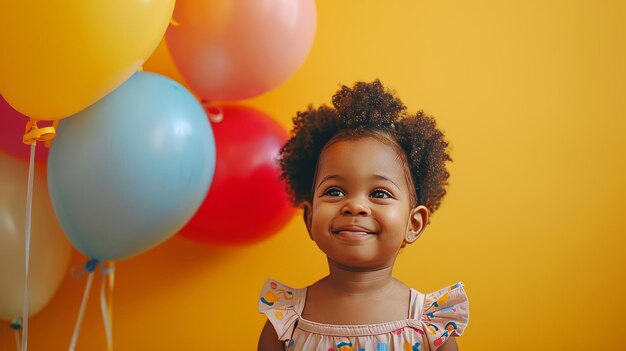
[48,72,215,261]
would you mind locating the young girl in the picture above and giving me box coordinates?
[258,81,469,351]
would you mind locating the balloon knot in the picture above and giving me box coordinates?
[84,258,99,272]
[23,119,56,145]
[206,105,223,123]
[10,318,22,330]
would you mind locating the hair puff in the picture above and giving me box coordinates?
[278,79,452,215]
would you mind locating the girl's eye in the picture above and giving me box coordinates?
[370,189,392,199]
[324,187,345,197]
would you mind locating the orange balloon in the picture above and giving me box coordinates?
[166,0,316,102]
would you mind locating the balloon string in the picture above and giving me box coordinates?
[14,329,21,351]
[68,271,95,351]
[21,142,36,351]
[19,121,56,351]
[99,262,115,351]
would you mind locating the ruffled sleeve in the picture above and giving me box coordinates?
[258,279,299,341]
[421,282,469,350]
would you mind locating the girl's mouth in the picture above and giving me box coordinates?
[331,224,377,241]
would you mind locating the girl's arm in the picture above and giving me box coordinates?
[257,320,284,351]
[438,337,459,351]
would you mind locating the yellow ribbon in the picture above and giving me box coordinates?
[22,119,56,145]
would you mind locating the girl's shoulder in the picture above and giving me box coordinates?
[417,282,470,348]
[258,279,306,340]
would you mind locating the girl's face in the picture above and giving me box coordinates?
[304,136,428,270]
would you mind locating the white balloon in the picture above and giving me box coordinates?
[0,151,71,321]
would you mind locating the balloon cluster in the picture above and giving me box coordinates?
[0,0,315,327]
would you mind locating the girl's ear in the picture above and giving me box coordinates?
[302,201,313,240]
[405,205,429,244]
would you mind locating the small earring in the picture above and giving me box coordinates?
[406,233,414,241]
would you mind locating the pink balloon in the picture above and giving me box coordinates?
[0,96,50,163]
[166,0,316,101]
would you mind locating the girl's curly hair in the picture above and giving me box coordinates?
[278,80,452,214]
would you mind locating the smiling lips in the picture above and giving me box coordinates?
[332,225,377,240]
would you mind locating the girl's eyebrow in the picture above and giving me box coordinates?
[316,174,344,191]
[371,174,401,191]
[315,174,400,191]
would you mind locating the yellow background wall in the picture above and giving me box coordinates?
[1,1,625,350]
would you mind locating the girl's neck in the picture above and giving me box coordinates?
[324,260,399,296]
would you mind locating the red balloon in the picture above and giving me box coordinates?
[180,106,295,245]
[0,96,50,163]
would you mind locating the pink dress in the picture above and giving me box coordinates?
[259,280,469,351]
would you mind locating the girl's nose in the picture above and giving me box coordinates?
[341,199,371,216]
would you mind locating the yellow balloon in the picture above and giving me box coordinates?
[0,152,72,321]
[0,0,175,120]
